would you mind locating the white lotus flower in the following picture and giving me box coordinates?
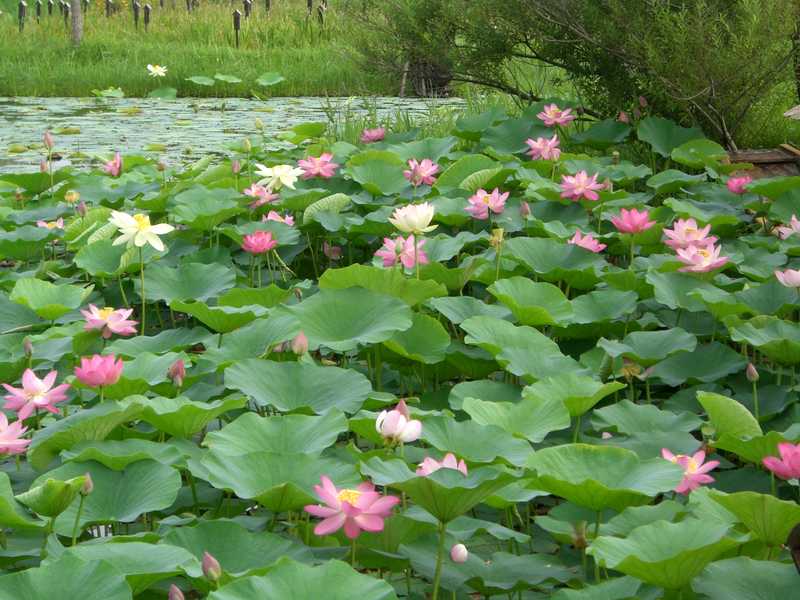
[109,211,174,252]
[389,202,437,234]
[254,164,305,191]
[147,64,168,77]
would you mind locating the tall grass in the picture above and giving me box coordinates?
[0,0,396,97]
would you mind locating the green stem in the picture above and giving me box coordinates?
[139,248,146,335]
[414,234,421,280]
[629,236,635,269]
[350,537,357,567]
[71,495,86,546]
[572,414,581,443]
[187,471,199,514]
[40,517,54,560]
[431,520,447,600]
[594,511,601,538]
[99,386,104,403]
[752,381,759,421]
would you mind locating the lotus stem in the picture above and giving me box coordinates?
[139,247,146,335]
[752,380,759,421]
[431,520,447,600]
[350,537,357,567]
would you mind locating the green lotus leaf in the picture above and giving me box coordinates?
[692,557,798,600]
[186,75,215,86]
[481,117,550,154]
[106,327,215,356]
[203,313,299,365]
[664,197,741,228]
[459,167,514,193]
[0,169,72,194]
[572,119,632,149]
[170,299,264,333]
[256,71,286,86]
[745,176,800,199]
[383,312,450,364]
[504,237,605,290]
[303,193,352,225]
[598,328,697,366]
[10,278,93,320]
[347,150,409,196]
[130,395,246,438]
[551,576,643,600]
[727,316,800,365]
[170,186,243,230]
[319,264,447,306]
[203,411,347,456]
[427,295,512,324]
[592,400,702,435]
[74,239,127,277]
[646,270,720,312]
[207,558,397,600]
[387,137,457,163]
[16,475,86,518]
[281,287,413,352]
[646,169,706,194]
[361,457,516,523]
[225,359,370,414]
[434,154,498,190]
[448,379,521,411]
[709,490,800,547]
[60,439,185,470]
[462,393,570,443]
[587,519,742,589]
[488,277,572,326]
[526,444,684,511]
[637,116,705,157]
[214,73,242,83]
[568,289,639,325]
[523,374,624,417]
[142,262,236,303]
[713,430,788,465]
[0,472,44,530]
[698,391,762,439]
[0,226,55,261]
[671,139,728,169]
[651,343,747,386]
[421,415,532,466]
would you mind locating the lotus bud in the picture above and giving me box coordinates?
[168,585,185,600]
[202,551,222,582]
[156,161,167,172]
[80,473,94,496]
[450,543,468,563]
[290,331,309,355]
[519,201,531,218]
[23,338,33,357]
[40,160,48,173]
[639,96,648,108]
[76,201,88,217]
[43,131,54,150]
[255,117,264,131]
[168,359,186,388]
[323,241,342,261]
[64,189,80,204]
[242,138,252,153]
[617,111,630,124]
[231,159,241,175]
[746,363,759,383]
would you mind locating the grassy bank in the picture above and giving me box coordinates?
[0,0,396,97]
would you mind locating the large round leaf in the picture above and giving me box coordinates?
[383,312,450,364]
[709,490,800,547]
[523,374,624,417]
[130,395,246,438]
[421,416,532,466]
[142,262,236,303]
[319,264,447,306]
[10,278,93,320]
[347,150,409,196]
[692,557,798,600]
[597,328,697,366]
[636,116,705,157]
[488,277,572,326]
[461,394,570,444]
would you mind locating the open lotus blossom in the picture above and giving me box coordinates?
[36,218,64,230]
[81,305,138,338]
[243,184,279,209]
[109,211,174,252]
[537,103,576,127]
[74,354,124,388]
[450,543,469,563]
[0,412,31,455]
[416,453,468,477]
[375,399,422,444]
[775,268,800,288]
[676,243,729,273]
[375,235,428,269]
[168,359,186,388]
[64,190,80,204]
[304,475,400,539]
[762,442,800,480]
[465,188,509,220]
[3,369,70,420]
[525,134,561,160]
[661,448,719,495]
[103,152,122,177]
[389,202,437,234]
[147,64,167,77]
[403,158,439,187]
[323,241,342,261]
[726,175,752,194]
[360,127,385,143]
[254,163,305,191]
[263,211,295,226]
[242,230,278,254]
[662,218,716,250]
[569,230,606,253]
[776,215,800,240]
[560,171,604,201]
[298,153,339,179]
[611,208,656,234]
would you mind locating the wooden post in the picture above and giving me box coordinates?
[35,0,41,22]
[132,0,139,28]
[48,0,53,14]
[232,8,241,48]
[143,3,150,30]
[18,0,26,32]
[243,0,250,17]
[70,0,83,46]
[105,0,111,16]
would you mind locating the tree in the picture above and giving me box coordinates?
[70,0,83,46]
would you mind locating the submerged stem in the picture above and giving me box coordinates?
[431,520,447,600]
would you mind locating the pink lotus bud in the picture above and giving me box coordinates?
[202,551,222,582]
[617,111,630,124]
[290,332,309,355]
[168,359,186,388]
[76,201,88,217]
[23,338,33,357]
[450,543,468,563]
[40,160,48,173]
[43,131,54,150]
[520,201,531,218]
[80,473,94,496]
[746,363,759,383]
[639,96,648,108]
[168,584,185,600]
[323,241,342,261]
[231,159,241,175]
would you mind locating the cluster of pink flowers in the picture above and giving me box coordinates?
[416,452,468,477]
[560,171,604,202]
[360,127,385,144]
[403,159,439,187]
[375,235,428,269]
[298,153,339,180]
[465,188,508,221]
[526,135,561,161]
[661,448,719,494]
[662,218,728,273]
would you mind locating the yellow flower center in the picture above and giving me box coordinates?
[97,307,115,320]
[44,222,58,229]
[685,227,696,235]
[697,248,710,259]
[685,458,699,473]
[133,214,151,231]
[337,489,361,505]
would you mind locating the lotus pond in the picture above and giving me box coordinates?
[0,105,800,600]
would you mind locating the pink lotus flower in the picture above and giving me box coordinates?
[36,218,64,230]
[323,241,342,261]
[662,218,716,250]
[775,268,800,288]
[290,332,309,355]
[299,153,339,179]
[74,354,124,388]
[103,152,122,177]
[243,184,279,209]
[662,449,719,494]
[560,171,604,201]
[81,305,138,339]
[569,231,606,253]
[416,453,468,477]
[3,369,70,420]
[242,231,278,254]
[168,359,185,387]
[611,208,656,234]
[304,475,400,539]
[403,159,439,187]
[676,243,729,273]
[360,127,385,144]
[263,211,295,226]
[465,188,509,220]
[375,235,428,269]
[762,442,800,480]
[525,135,561,160]
[776,215,800,240]
[375,399,422,444]
[726,175,752,195]
[0,412,31,456]
[450,543,468,563]
[537,103,576,127]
